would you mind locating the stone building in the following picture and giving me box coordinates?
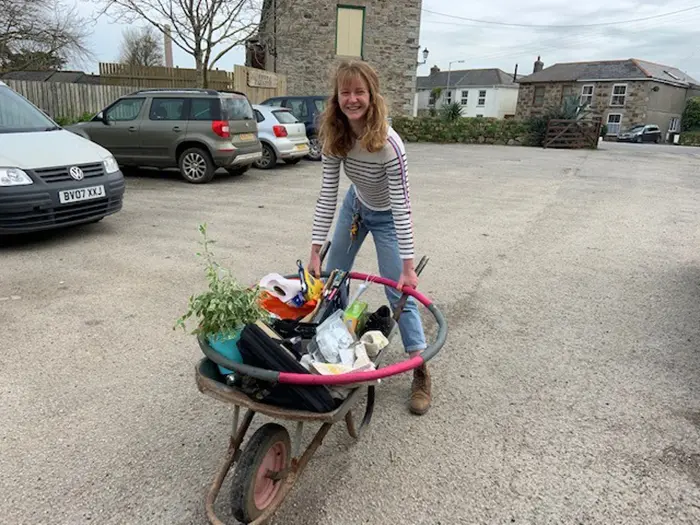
[246,0,425,116]
[515,56,700,138]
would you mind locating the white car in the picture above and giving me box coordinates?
[0,81,125,235]
[251,104,310,169]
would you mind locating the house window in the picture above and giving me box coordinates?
[607,113,622,135]
[669,117,680,133]
[581,84,594,106]
[561,85,576,102]
[533,86,545,107]
[478,90,486,106]
[446,90,452,104]
[461,90,469,106]
[610,84,627,107]
[336,5,365,57]
[476,114,484,118]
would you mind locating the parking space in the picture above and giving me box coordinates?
[2,142,700,524]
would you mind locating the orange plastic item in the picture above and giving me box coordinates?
[259,291,316,320]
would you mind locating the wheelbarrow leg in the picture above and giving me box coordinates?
[205,407,255,525]
[345,386,376,440]
[247,422,334,525]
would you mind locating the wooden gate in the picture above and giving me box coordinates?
[544,119,602,149]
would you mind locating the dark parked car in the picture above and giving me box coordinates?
[260,96,328,160]
[617,124,662,143]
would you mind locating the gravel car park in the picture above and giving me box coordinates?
[3,141,700,524]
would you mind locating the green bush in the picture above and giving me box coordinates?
[680,131,700,146]
[54,111,95,127]
[681,97,700,132]
[392,116,528,145]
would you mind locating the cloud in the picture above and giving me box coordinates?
[418,0,700,80]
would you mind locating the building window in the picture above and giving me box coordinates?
[476,114,484,118]
[669,117,680,133]
[478,90,486,106]
[336,5,365,57]
[607,113,622,135]
[610,84,627,107]
[561,85,576,102]
[533,86,545,107]
[461,90,469,106]
[581,84,594,106]
[446,90,452,104]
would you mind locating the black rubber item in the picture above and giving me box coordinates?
[284,158,302,165]
[237,324,338,413]
[226,165,250,176]
[230,423,291,524]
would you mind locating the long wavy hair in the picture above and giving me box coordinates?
[319,60,389,157]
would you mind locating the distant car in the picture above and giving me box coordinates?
[251,105,310,169]
[259,95,328,161]
[617,124,662,143]
[0,81,124,235]
[67,88,262,184]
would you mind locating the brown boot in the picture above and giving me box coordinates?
[409,364,431,415]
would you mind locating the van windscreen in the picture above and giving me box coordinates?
[0,86,57,133]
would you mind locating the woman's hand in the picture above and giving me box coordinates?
[308,245,322,278]
[397,260,419,291]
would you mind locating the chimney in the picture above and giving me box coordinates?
[430,65,440,76]
[533,55,544,74]
[164,24,174,67]
[513,63,518,82]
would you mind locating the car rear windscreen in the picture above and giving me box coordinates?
[272,110,298,124]
[221,96,254,121]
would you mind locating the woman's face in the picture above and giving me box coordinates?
[338,75,370,123]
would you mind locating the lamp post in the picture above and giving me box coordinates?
[417,47,429,66]
[446,59,465,103]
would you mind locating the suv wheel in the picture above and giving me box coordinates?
[179,147,215,183]
[254,143,277,170]
[307,136,322,161]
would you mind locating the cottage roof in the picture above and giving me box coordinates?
[417,68,518,90]
[517,58,699,87]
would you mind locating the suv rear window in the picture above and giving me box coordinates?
[273,110,298,124]
[221,96,254,121]
[189,98,221,121]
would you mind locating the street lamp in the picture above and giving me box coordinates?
[417,47,429,66]
[446,59,465,103]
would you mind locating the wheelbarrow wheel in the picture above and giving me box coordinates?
[230,423,291,524]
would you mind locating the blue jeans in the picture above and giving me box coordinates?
[324,185,427,353]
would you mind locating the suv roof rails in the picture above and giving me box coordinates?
[128,87,221,96]
[217,89,249,97]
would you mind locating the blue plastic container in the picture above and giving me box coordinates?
[207,330,243,376]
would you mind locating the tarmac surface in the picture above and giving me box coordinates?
[3,141,700,524]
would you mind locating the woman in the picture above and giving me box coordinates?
[307,59,431,416]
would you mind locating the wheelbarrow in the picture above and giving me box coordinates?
[194,261,448,525]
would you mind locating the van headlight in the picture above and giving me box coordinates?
[103,156,120,174]
[0,167,33,186]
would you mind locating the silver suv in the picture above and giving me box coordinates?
[68,88,262,184]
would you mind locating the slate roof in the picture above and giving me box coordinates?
[417,68,519,90]
[517,59,699,87]
[0,70,102,84]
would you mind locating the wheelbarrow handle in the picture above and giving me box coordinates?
[393,255,429,322]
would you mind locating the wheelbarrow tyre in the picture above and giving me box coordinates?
[230,423,291,524]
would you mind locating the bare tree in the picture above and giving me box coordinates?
[118,26,163,67]
[97,0,269,87]
[0,0,94,71]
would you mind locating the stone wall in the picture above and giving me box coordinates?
[257,0,422,116]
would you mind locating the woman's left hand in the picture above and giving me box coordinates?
[397,266,419,291]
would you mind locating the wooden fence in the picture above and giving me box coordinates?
[7,80,138,119]
[544,119,602,149]
[98,62,286,104]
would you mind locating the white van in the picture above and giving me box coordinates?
[0,81,125,235]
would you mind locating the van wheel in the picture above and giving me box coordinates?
[307,137,322,161]
[254,143,277,170]
[179,147,215,183]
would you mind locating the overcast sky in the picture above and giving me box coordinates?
[74,0,700,82]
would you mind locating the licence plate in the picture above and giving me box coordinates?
[238,133,255,141]
[295,144,309,151]
[58,185,105,204]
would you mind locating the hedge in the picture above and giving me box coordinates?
[392,116,529,146]
[680,131,700,147]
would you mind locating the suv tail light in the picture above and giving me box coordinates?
[273,125,288,138]
[212,120,230,138]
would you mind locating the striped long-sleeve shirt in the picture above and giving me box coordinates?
[311,127,415,259]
